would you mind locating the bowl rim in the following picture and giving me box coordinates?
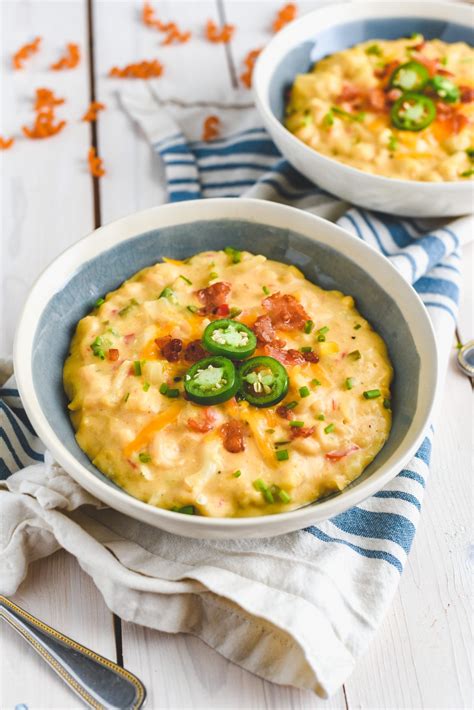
[14,198,439,533]
[253,0,473,191]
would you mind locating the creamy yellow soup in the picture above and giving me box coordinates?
[63,250,393,518]
[285,35,474,181]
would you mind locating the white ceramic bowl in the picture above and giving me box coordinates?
[253,0,474,217]
[14,198,438,538]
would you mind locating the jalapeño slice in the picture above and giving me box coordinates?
[239,356,289,408]
[389,61,430,92]
[429,75,460,103]
[184,356,238,405]
[390,93,436,131]
[203,319,257,360]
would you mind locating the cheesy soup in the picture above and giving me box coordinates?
[63,249,393,518]
[285,35,474,181]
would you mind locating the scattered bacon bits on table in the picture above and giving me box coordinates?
[0,137,15,150]
[51,43,80,70]
[109,60,164,79]
[202,115,220,141]
[34,87,65,112]
[12,37,41,70]
[272,3,297,33]
[205,19,234,44]
[88,147,105,177]
[82,101,106,122]
[240,48,262,89]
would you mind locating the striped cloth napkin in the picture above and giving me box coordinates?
[1,90,472,698]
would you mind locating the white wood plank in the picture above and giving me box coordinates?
[0,0,94,356]
[345,355,473,710]
[457,239,473,344]
[1,550,117,709]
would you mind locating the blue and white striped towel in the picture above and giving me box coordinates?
[1,92,472,697]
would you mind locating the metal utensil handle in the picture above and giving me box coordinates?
[0,595,146,710]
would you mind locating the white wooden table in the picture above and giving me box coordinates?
[1,2,472,708]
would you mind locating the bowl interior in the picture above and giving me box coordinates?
[269,17,473,121]
[32,219,419,505]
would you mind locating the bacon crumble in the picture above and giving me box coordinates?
[220,420,245,453]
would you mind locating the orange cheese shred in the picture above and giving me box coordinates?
[205,19,234,44]
[202,115,220,141]
[88,147,105,178]
[0,136,14,150]
[34,88,65,112]
[123,401,183,457]
[22,111,66,139]
[82,102,106,122]
[51,43,80,70]
[273,3,297,33]
[109,60,164,79]
[13,37,41,70]
[240,48,262,89]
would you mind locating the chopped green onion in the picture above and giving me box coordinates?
[317,326,329,335]
[278,489,291,504]
[133,361,142,376]
[466,148,474,160]
[354,324,362,330]
[317,334,326,342]
[143,382,150,392]
[324,423,335,434]
[275,440,291,446]
[233,470,242,478]
[262,285,270,295]
[332,106,366,122]
[224,246,242,264]
[179,274,192,285]
[300,346,313,353]
[345,377,355,390]
[159,383,168,395]
[299,386,310,398]
[187,304,199,313]
[304,320,314,334]
[265,428,275,434]
[276,449,289,461]
[285,400,298,410]
[383,398,392,409]
[388,134,398,152]
[139,452,151,463]
[165,388,180,398]
[159,287,176,301]
[363,389,381,399]
[317,413,325,421]
[366,44,381,56]
[124,392,130,402]
[94,297,105,308]
[229,307,242,318]
[174,505,195,515]
[311,378,321,387]
[323,111,334,127]
[90,336,105,360]
[348,350,362,360]
[289,420,305,428]
[119,298,139,317]
[460,169,474,178]
[209,271,218,280]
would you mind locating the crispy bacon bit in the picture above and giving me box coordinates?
[262,292,309,331]
[290,425,315,439]
[252,315,276,344]
[374,60,399,81]
[241,48,262,89]
[436,103,469,134]
[325,444,360,461]
[215,303,230,317]
[202,115,220,141]
[386,88,402,103]
[88,147,105,177]
[205,19,234,43]
[13,37,41,70]
[338,83,364,108]
[411,52,438,76]
[276,404,295,421]
[82,101,106,122]
[273,3,297,33]
[220,420,245,453]
[196,281,231,315]
[188,407,217,433]
[183,339,208,362]
[302,350,319,363]
[460,86,474,103]
[0,137,14,150]
[108,348,119,361]
[437,68,455,77]
[109,60,164,79]
[22,111,66,140]
[124,333,135,345]
[34,88,65,112]
[263,343,306,367]
[411,41,426,52]
[367,87,387,112]
[155,336,183,362]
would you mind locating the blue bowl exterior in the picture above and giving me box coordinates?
[32,220,419,503]
[269,17,474,121]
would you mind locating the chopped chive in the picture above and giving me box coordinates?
[265,428,275,433]
[165,388,180,398]
[299,386,310,398]
[460,169,474,178]
[278,489,291,504]
[224,246,242,263]
[233,470,242,478]
[323,110,334,127]
[138,452,151,463]
[229,307,242,318]
[253,478,267,492]
[119,298,139,317]
[159,287,176,302]
[159,383,168,395]
[143,382,150,392]
[187,304,199,313]
[317,334,326,342]
[348,350,362,360]
[383,398,391,409]
[263,488,274,503]
[311,378,321,387]
[179,274,192,285]
[107,327,120,336]
[94,297,105,308]
[366,43,381,56]
[300,346,313,353]
[289,420,305,427]
[209,271,218,280]
[324,423,335,434]
[354,324,362,330]
[388,134,398,152]
[345,377,355,390]
[317,413,325,421]
[466,148,474,160]
[304,320,314,334]
[274,440,291,446]
[285,400,298,410]
[91,336,105,360]
[174,505,195,515]
[317,326,329,335]
[276,449,289,461]
[124,392,130,402]
[262,285,270,295]
[133,361,142,376]
[363,389,381,399]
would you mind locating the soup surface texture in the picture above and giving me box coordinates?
[285,35,474,181]
[64,249,393,517]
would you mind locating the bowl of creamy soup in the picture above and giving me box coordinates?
[14,198,437,539]
[253,1,474,216]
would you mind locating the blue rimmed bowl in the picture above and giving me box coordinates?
[14,199,437,538]
[253,0,474,217]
